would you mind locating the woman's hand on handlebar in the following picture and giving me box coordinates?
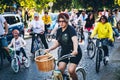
[44,49,50,54]
[71,50,78,56]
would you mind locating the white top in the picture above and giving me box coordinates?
[114,12,120,22]
[8,37,26,51]
[78,14,88,22]
[29,20,45,34]
[77,14,88,26]
[0,15,6,35]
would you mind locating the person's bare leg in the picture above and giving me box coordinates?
[68,63,78,80]
[4,47,9,54]
[58,62,67,74]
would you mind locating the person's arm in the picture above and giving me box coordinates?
[71,36,78,56]
[108,23,114,42]
[8,39,14,48]
[4,21,8,35]
[90,23,98,38]
[50,24,59,35]
[45,40,59,53]
[21,37,26,47]
[41,20,45,32]
[83,21,86,31]
[1,15,8,35]
[27,21,33,32]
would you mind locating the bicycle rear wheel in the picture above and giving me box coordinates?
[96,48,103,73]
[76,67,86,80]
[87,41,96,59]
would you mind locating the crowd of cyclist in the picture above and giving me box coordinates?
[1,7,120,79]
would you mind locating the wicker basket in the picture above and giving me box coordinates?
[35,55,55,72]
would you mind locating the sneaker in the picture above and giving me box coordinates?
[105,56,109,62]
[23,57,28,63]
[84,50,87,53]
[117,36,120,39]
[24,58,28,63]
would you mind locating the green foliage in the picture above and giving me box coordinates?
[52,0,72,12]
[0,0,119,13]
[0,0,55,12]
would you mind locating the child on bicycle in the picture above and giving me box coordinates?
[8,29,28,61]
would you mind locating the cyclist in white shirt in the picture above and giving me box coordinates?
[28,12,48,54]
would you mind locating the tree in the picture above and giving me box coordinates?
[79,0,114,12]
[0,0,55,13]
[52,0,72,12]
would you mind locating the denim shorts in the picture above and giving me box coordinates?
[0,36,8,47]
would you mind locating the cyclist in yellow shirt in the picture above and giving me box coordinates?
[91,15,114,61]
[42,11,52,33]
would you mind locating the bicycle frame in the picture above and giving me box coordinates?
[95,39,108,73]
[52,54,76,80]
[53,54,86,80]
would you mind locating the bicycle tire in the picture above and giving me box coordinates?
[87,41,96,59]
[11,58,20,73]
[96,48,103,73]
[0,52,3,69]
[76,67,86,80]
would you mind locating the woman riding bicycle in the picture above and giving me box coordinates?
[45,13,82,80]
[91,15,114,62]
[83,12,95,52]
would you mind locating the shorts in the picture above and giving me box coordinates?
[0,36,8,47]
[58,46,82,65]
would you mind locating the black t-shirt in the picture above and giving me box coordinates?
[56,25,78,55]
[85,18,94,28]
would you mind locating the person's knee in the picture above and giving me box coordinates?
[3,47,9,52]
[68,67,76,75]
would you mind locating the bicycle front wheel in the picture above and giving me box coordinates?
[76,67,86,80]
[11,58,20,73]
[87,41,96,59]
[96,48,103,73]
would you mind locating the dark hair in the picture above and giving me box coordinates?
[57,13,69,23]
[98,15,108,23]
[87,12,95,21]
[44,11,48,14]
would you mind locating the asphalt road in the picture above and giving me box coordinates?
[0,38,120,80]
